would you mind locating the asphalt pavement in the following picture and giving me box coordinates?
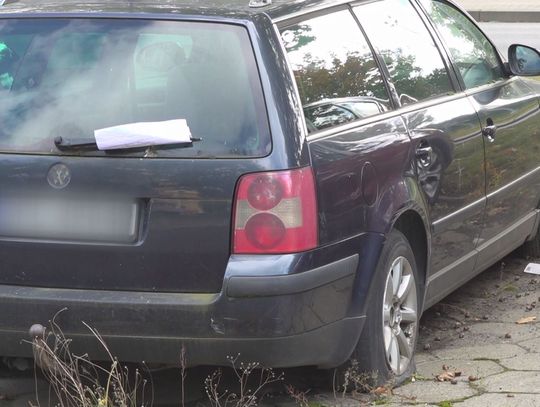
[459,0,540,22]
[480,23,540,56]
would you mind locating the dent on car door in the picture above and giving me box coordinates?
[421,0,540,271]
[354,0,486,304]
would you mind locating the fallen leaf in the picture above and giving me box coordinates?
[371,386,390,396]
[516,316,537,324]
[436,371,455,382]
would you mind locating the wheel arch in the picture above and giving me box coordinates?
[391,208,430,309]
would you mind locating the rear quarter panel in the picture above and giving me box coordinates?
[308,117,426,243]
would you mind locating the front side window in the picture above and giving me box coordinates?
[354,0,454,105]
[281,9,391,133]
[419,0,505,89]
[0,19,270,158]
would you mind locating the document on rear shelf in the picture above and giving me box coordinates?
[94,119,192,150]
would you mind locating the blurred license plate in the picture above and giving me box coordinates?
[0,197,140,243]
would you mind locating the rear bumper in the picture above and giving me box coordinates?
[0,234,383,368]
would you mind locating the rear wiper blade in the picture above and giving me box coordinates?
[54,137,97,151]
[54,136,202,151]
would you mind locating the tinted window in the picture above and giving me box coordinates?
[419,0,505,89]
[354,0,453,105]
[281,10,391,133]
[0,19,270,158]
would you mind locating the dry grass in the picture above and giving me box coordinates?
[204,355,284,407]
[28,317,384,407]
[28,314,149,407]
[29,315,288,407]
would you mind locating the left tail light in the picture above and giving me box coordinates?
[232,167,318,254]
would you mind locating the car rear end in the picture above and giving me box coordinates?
[0,8,365,368]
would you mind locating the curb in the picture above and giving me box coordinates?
[467,10,540,23]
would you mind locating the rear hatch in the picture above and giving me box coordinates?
[0,17,271,292]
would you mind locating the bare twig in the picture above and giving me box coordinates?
[28,313,149,407]
[205,355,284,407]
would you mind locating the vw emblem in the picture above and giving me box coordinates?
[47,163,71,189]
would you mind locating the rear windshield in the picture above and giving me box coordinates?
[0,19,270,158]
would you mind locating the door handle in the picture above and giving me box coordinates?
[482,119,497,143]
[416,143,433,168]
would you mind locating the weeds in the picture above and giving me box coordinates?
[180,345,187,407]
[28,313,148,407]
[29,318,383,407]
[285,384,310,407]
[336,360,379,398]
[204,355,284,407]
[30,317,287,407]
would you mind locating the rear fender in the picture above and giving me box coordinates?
[355,175,431,316]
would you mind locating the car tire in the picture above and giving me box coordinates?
[521,226,540,259]
[345,230,421,387]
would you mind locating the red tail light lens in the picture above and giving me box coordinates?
[247,176,282,211]
[232,167,318,254]
[245,213,286,249]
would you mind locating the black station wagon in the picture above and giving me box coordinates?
[0,0,539,384]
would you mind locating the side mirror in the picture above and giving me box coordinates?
[508,44,540,76]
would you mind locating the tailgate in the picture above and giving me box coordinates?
[0,157,258,293]
[0,17,270,292]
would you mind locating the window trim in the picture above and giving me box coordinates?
[306,91,468,143]
[273,0,352,24]
[347,3,400,110]
[276,4,350,29]
[413,0,510,92]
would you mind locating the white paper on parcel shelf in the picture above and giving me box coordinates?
[524,263,540,275]
[94,119,192,150]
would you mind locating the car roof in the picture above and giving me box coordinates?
[0,0,348,21]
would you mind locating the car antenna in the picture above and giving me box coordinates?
[248,0,272,8]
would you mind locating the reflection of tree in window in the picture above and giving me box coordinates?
[292,52,388,104]
[380,49,452,103]
[419,0,504,89]
[281,9,391,132]
[354,0,453,104]
[281,25,315,52]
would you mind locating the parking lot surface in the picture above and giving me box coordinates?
[388,253,540,406]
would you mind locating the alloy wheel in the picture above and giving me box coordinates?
[382,256,418,375]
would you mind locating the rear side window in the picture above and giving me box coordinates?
[354,0,454,105]
[419,0,505,89]
[281,9,391,133]
[0,19,270,158]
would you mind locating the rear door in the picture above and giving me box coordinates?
[353,0,486,302]
[419,0,540,270]
[0,18,271,293]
